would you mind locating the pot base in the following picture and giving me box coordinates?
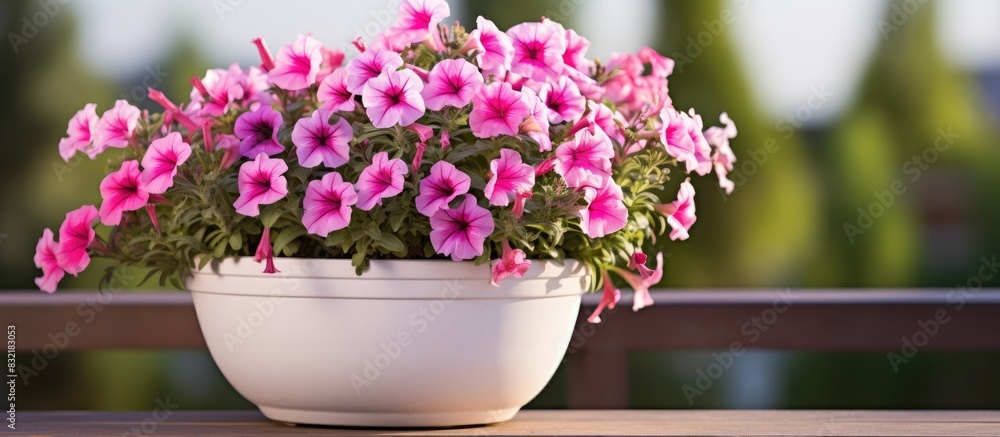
[259,406,520,428]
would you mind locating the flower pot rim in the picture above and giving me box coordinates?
[193,256,583,279]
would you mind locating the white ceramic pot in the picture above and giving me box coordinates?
[186,257,589,427]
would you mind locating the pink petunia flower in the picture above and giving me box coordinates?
[345,48,404,94]
[390,0,451,45]
[587,270,621,324]
[189,64,246,117]
[563,28,594,74]
[234,106,284,158]
[94,100,140,153]
[519,87,552,151]
[415,160,471,217]
[254,227,280,274]
[412,141,428,173]
[704,112,738,195]
[141,132,192,195]
[55,205,98,277]
[617,252,663,312]
[99,161,149,226]
[429,194,495,261]
[484,149,535,206]
[659,108,712,176]
[628,251,656,279]
[470,81,530,138]
[506,21,567,82]
[292,110,353,168]
[585,101,627,145]
[658,178,697,241]
[355,151,409,211]
[579,178,627,238]
[58,104,99,161]
[468,16,514,76]
[34,229,64,293]
[217,134,241,169]
[554,127,614,189]
[316,46,346,84]
[302,172,358,237]
[490,239,531,286]
[233,153,289,217]
[362,68,426,128]
[268,34,324,91]
[421,59,484,111]
[317,68,356,113]
[539,76,586,124]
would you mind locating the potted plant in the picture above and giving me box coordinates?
[33,0,738,427]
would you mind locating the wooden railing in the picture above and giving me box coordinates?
[3,289,1000,409]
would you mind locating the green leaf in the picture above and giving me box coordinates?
[445,140,493,163]
[272,227,307,255]
[229,233,243,251]
[377,234,405,253]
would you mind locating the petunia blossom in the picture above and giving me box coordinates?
[34,229,64,293]
[421,59,484,111]
[484,149,535,206]
[58,104,99,161]
[704,112,738,195]
[302,172,358,237]
[55,205,99,277]
[233,153,289,217]
[563,28,594,74]
[99,161,149,226]
[429,194,495,261]
[415,160,471,217]
[469,81,530,138]
[317,68,356,112]
[539,76,586,124]
[268,34,324,91]
[254,227,280,274]
[345,48,404,94]
[292,110,353,168]
[659,178,697,241]
[490,239,531,286]
[362,68,426,128]
[355,152,409,210]
[94,100,140,152]
[506,21,567,82]
[618,252,663,312]
[520,87,552,151]
[554,127,614,189]
[628,251,656,279]
[141,132,192,195]
[579,178,628,238]
[390,0,450,45]
[189,64,246,117]
[587,271,621,324]
[585,101,626,145]
[468,16,514,76]
[234,106,284,158]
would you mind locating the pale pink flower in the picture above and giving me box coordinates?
[415,160,471,217]
[422,59,484,111]
[429,194,495,261]
[470,82,530,138]
[704,112,738,195]
[407,123,434,142]
[55,205,98,277]
[189,64,246,116]
[638,46,675,78]
[317,47,346,83]
[511,188,532,217]
[519,87,552,151]
[355,152,409,210]
[586,101,627,145]
[490,239,531,286]
[94,100,140,152]
[58,104,98,161]
[440,129,451,149]
[243,66,274,109]
[292,110,353,168]
[539,76,586,124]
[234,106,284,158]
[506,21,567,82]
[391,0,450,44]
[34,229,64,293]
[233,153,289,217]
[302,172,358,237]
[587,271,621,324]
[217,134,241,169]
[317,68,356,112]
[141,132,192,195]
[628,251,656,279]
[579,178,628,238]
[268,34,324,91]
[659,107,712,176]
[362,68,426,128]
[345,48,404,94]
[563,28,594,74]
[485,149,535,206]
[99,161,149,226]
[554,128,614,189]
[468,16,514,76]
[618,252,663,312]
[254,227,280,274]
[659,178,696,241]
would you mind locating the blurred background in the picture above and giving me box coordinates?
[1,0,999,411]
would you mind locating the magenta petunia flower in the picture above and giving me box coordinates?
[292,110,353,168]
[268,34,324,91]
[490,239,531,286]
[234,106,284,158]
[99,161,149,226]
[421,59,484,111]
[254,226,280,274]
[317,68,356,113]
[415,160,471,217]
[141,132,192,195]
[302,172,358,237]
[391,0,450,45]
[628,251,657,279]
[618,252,663,312]
[519,87,552,151]
[362,68,426,128]
[585,101,627,145]
[190,64,246,117]
[539,76,586,124]
[233,153,289,217]
[55,205,98,277]
[429,194,495,261]
[579,178,627,238]
[587,270,621,324]
[58,103,99,161]
[34,229,64,293]
[660,178,697,241]
[469,82,530,138]
[563,28,594,74]
[355,151,409,211]
[506,21,567,82]
[345,48,404,94]
[484,149,535,206]
[468,16,514,76]
[554,128,614,189]
[94,100,140,153]
[659,108,712,176]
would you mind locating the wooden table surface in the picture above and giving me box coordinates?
[9,410,1000,436]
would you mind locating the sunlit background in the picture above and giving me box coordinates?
[2,0,999,411]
